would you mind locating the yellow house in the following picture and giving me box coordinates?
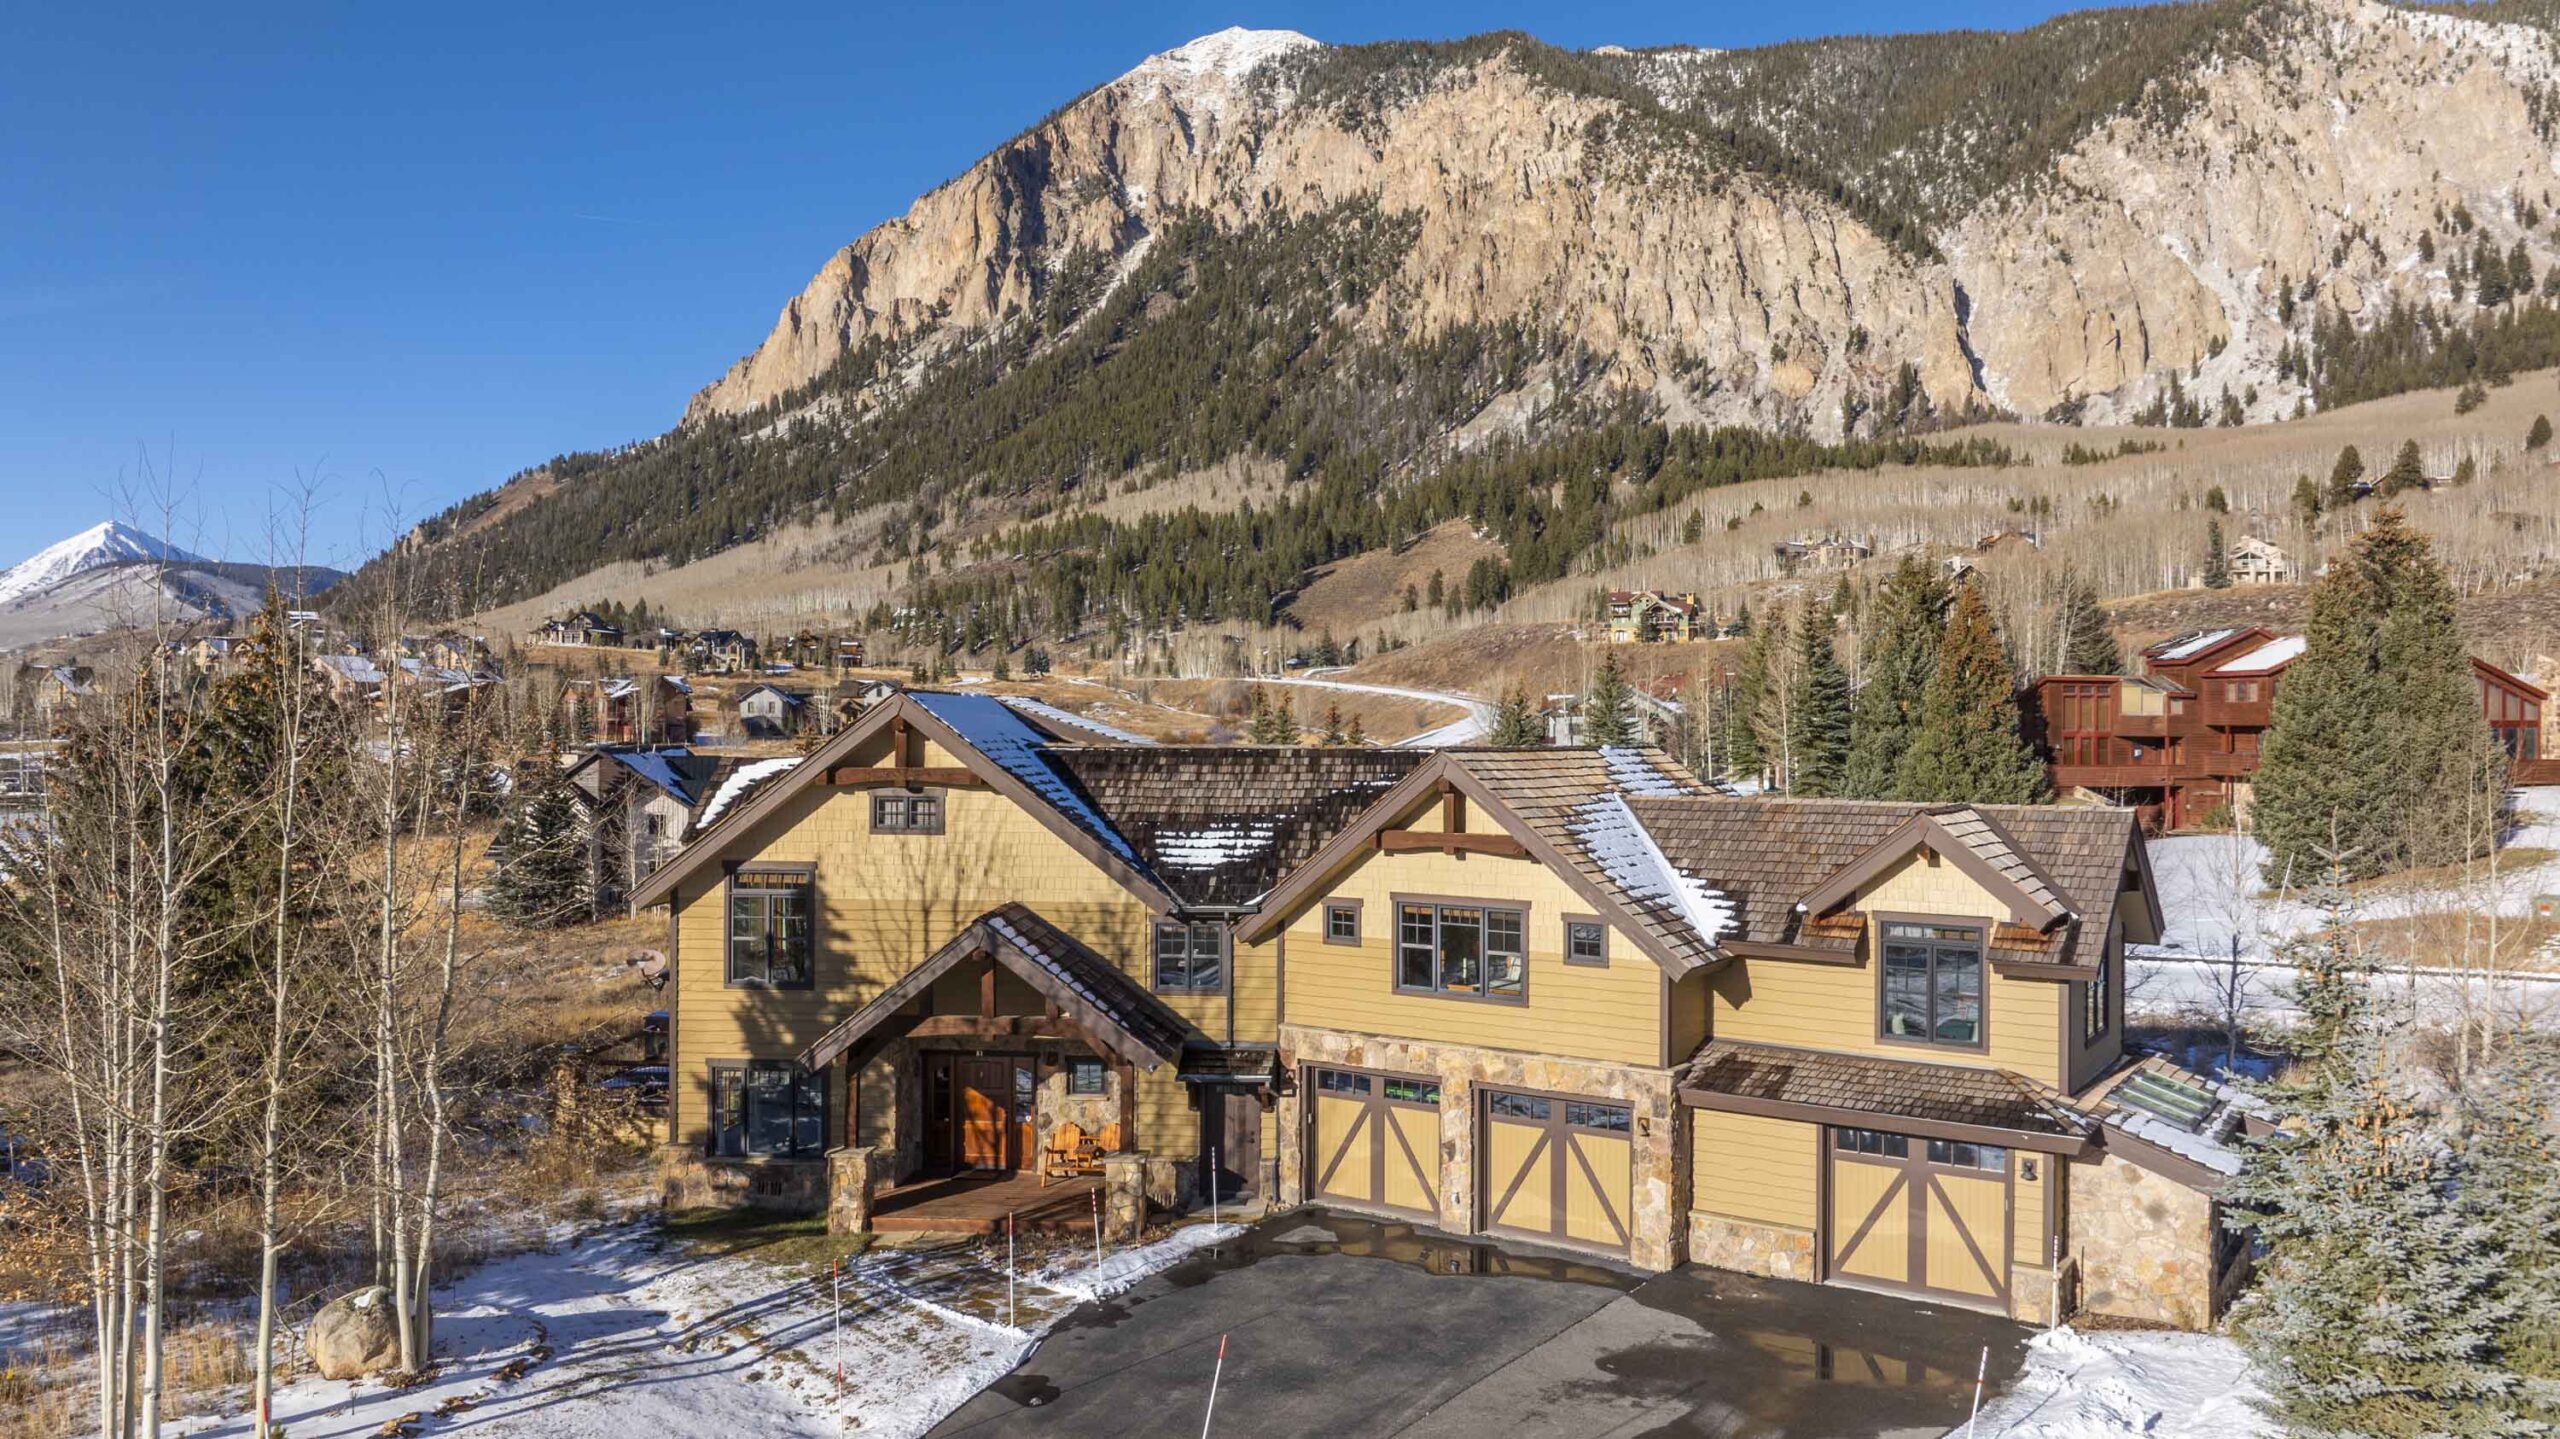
[633,692,2250,1330]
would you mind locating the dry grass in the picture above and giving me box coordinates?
[661,1208,875,1272]
[1285,518,1506,640]
[2350,912,2559,972]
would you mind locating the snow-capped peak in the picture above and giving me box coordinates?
[0,522,206,607]
[1117,27,1320,116]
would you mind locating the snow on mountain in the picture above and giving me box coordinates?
[0,522,206,608]
[1114,26,1319,114]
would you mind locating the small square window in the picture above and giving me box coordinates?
[1324,902,1361,945]
[871,791,943,834]
[1565,919,1608,967]
[1065,1058,1106,1096]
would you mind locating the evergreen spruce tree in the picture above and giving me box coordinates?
[2380,438,2427,496]
[1894,585,2048,803]
[488,768,593,928]
[2291,473,2324,526]
[1582,651,1636,748]
[2461,1046,2560,1426]
[2225,886,2522,1434]
[2530,415,2554,450]
[2255,508,2506,882]
[2329,444,2367,507]
[2054,572,2122,675]
[1318,701,1348,746]
[1489,684,1543,747]
[1844,558,1949,798]
[1344,714,1366,746]
[2203,519,2233,589]
[1785,614,1852,795]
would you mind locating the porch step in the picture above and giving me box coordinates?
[872,1173,1106,1236]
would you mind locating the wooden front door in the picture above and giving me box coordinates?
[957,1058,1011,1170]
[1304,1066,1441,1221]
[1479,1089,1633,1254]
[1200,1089,1262,1202]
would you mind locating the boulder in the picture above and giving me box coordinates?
[309,1286,404,1380]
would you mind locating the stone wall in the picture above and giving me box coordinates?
[1277,1025,1684,1271]
[2069,1152,2217,1330]
[1685,1212,1817,1283]
[826,1145,882,1235]
[658,1145,827,1214]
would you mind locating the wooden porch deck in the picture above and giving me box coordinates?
[871,1171,1106,1236]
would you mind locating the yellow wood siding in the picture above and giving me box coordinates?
[1281,845,1665,1066]
[665,726,1239,1155]
[2012,1150,2051,1273]
[1710,850,2065,1087]
[1688,1109,1819,1231]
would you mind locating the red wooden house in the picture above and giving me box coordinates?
[2027,628,2552,830]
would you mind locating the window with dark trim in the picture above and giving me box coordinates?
[1396,901,1526,1000]
[726,869,813,988]
[1323,902,1361,946]
[1153,920,1227,995]
[1564,918,1609,967]
[2083,944,2113,1042]
[870,790,943,834]
[708,1060,828,1159]
[1879,920,1984,1048]
[1833,1127,1909,1158]
[1065,1057,1106,1096]
[1926,1138,2008,1172]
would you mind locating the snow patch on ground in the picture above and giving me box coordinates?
[1959,1327,2269,1439]
[170,1219,1239,1439]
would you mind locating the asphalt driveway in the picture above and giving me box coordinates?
[932,1210,2029,1438]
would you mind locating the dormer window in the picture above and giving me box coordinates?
[1878,920,1983,1049]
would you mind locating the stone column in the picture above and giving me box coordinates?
[1101,1152,1150,1243]
[826,1145,881,1236]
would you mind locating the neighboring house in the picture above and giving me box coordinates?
[690,630,760,674]
[312,653,387,703]
[632,690,2238,1330]
[835,637,867,671]
[1605,591,1705,644]
[2224,536,2295,586]
[31,664,94,727]
[1773,535,1873,573]
[404,631,493,671]
[185,635,246,675]
[565,675,692,746]
[537,612,622,648]
[566,746,730,909]
[737,683,808,738]
[2028,628,2554,827]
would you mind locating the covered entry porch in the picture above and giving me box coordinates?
[800,904,1194,1202]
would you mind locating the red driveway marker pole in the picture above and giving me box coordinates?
[1200,1333,1229,1438]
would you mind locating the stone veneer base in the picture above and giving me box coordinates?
[1685,1212,1817,1283]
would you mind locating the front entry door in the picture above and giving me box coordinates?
[1199,1089,1262,1202]
[957,1058,1013,1171]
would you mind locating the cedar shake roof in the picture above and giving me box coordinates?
[1050,746,1428,908]
[1626,796,2142,969]
[1682,1039,2095,1143]
[1445,746,1723,972]
[798,903,1193,1073]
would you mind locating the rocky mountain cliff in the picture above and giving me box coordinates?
[687,1,2560,433]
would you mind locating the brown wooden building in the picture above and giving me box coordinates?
[2027,627,2553,829]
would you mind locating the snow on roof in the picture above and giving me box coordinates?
[317,654,384,684]
[610,748,703,806]
[1151,820,1280,872]
[2213,636,2306,673]
[2110,1109,2245,1177]
[694,757,801,832]
[1599,746,1689,796]
[999,696,1154,745]
[2150,628,2242,661]
[1572,792,1734,945]
[910,692,1144,866]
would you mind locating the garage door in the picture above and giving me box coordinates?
[1481,1090,1632,1253]
[1826,1128,2012,1308]
[1304,1066,1442,1221]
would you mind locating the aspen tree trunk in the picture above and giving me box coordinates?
[252,600,313,1437]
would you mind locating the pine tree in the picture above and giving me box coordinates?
[1318,701,1348,746]
[1785,615,1852,795]
[1894,585,2048,803]
[2329,444,2367,507]
[2291,473,2323,526]
[1247,687,1299,744]
[489,767,594,928]
[1490,684,1543,747]
[2462,1046,2560,1426]
[2255,507,2507,883]
[2054,572,2122,675]
[1582,651,1636,747]
[2203,519,2233,589]
[2225,885,2522,1434]
[2529,414,2552,450]
[2380,438,2427,496]
[1844,558,1949,798]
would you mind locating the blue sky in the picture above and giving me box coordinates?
[3,0,2115,572]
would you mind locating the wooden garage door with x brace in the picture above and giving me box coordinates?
[1480,1089,1633,1253]
[1826,1127,2013,1309]
[1304,1066,1442,1221]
